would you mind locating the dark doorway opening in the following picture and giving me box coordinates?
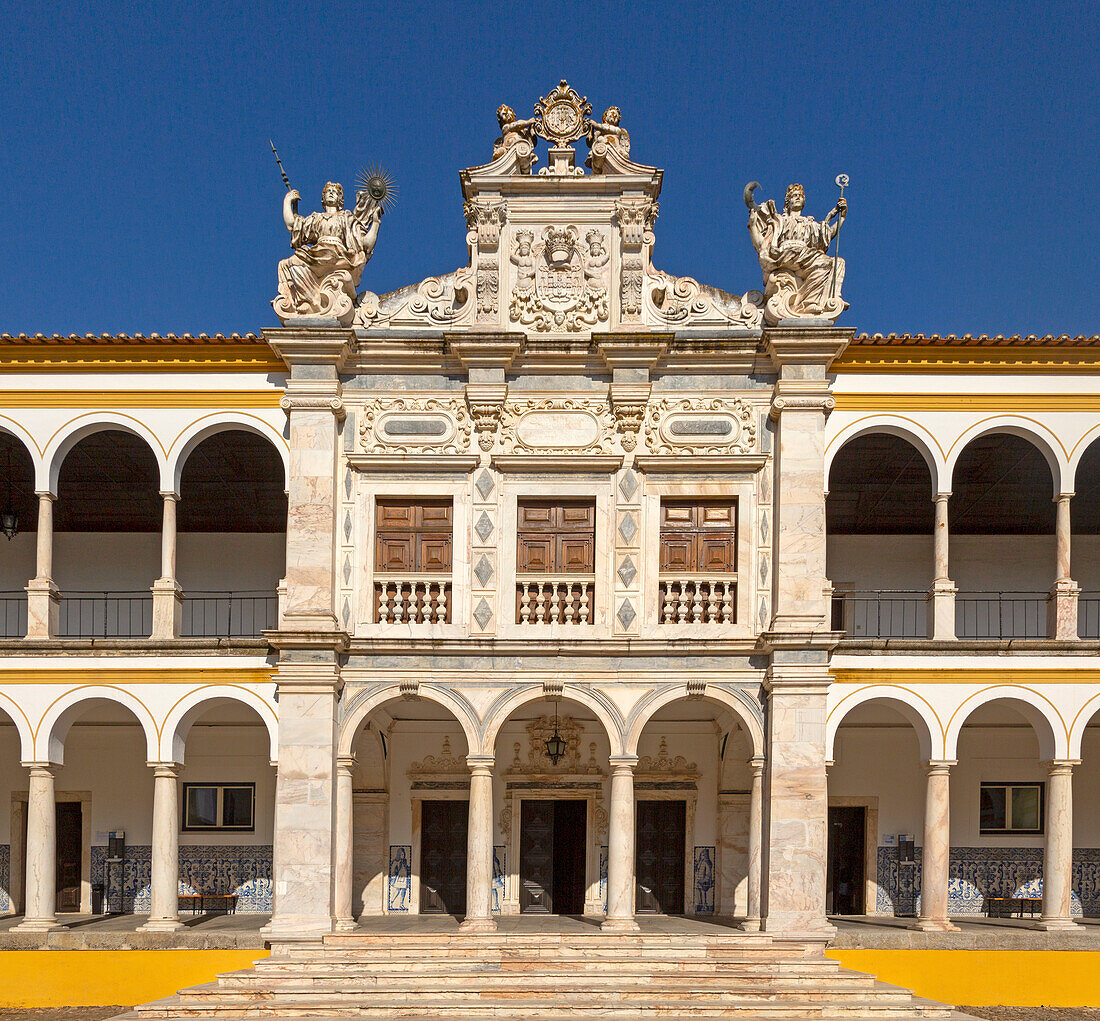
[635,800,686,914]
[519,799,586,914]
[56,802,82,912]
[419,800,467,914]
[827,805,865,915]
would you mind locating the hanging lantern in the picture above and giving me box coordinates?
[544,703,567,765]
[1,448,17,540]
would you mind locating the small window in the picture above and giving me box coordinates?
[183,783,256,832]
[375,499,453,573]
[979,782,1044,835]
[659,499,737,573]
[517,500,596,574]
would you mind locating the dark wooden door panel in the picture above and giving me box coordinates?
[827,806,865,915]
[552,800,586,915]
[420,800,467,915]
[635,800,685,914]
[56,802,81,912]
[520,800,555,913]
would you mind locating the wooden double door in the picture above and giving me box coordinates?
[826,805,866,915]
[519,799,586,914]
[419,800,467,915]
[635,800,686,914]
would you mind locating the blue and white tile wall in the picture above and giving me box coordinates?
[388,845,412,912]
[0,844,8,913]
[89,845,273,913]
[492,846,504,914]
[876,846,1099,916]
[693,846,715,913]
[599,844,608,911]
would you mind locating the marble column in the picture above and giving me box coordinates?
[1048,495,1079,640]
[1038,760,1079,930]
[25,494,60,639]
[151,492,183,640]
[460,756,496,932]
[914,760,958,931]
[927,494,957,640]
[742,756,765,932]
[15,764,60,931]
[141,763,183,931]
[602,756,640,931]
[762,665,832,935]
[334,755,357,931]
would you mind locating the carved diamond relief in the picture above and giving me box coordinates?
[618,470,638,501]
[474,555,494,587]
[475,469,495,500]
[617,599,636,630]
[618,513,637,544]
[617,556,637,588]
[474,598,493,630]
[475,511,494,543]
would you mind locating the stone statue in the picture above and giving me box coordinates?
[745,182,847,324]
[493,104,538,171]
[583,230,609,289]
[273,181,383,325]
[510,229,536,292]
[586,106,630,172]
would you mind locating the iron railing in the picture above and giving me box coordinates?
[956,592,1047,639]
[1078,593,1100,639]
[831,590,927,638]
[182,591,278,637]
[0,593,27,638]
[59,592,153,638]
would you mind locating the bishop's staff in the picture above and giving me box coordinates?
[830,173,849,299]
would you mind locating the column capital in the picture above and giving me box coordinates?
[608,755,638,773]
[34,491,56,502]
[923,759,956,774]
[21,761,57,776]
[1055,492,1075,503]
[147,761,182,778]
[933,491,951,503]
[159,490,179,502]
[336,754,356,775]
[466,754,495,774]
[1044,759,1080,774]
[748,756,766,776]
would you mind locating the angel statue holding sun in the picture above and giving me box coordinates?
[273,180,384,325]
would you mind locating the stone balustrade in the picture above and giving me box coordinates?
[658,576,737,624]
[516,577,595,625]
[374,578,452,624]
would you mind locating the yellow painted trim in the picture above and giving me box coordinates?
[0,344,286,373]
[0,948,269,1007]
[826,683,947,743]
[835,392,1100,412]
[827,949,1100,1008]
[834,345,1100,374]
[0,390,283,409]
[831,667,1100,685]
[0,668,275,685]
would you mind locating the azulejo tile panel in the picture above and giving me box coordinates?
[0,844,9,913]
[492,845,504,914]
[89,845,273,913]
[388,845,412,912]
[694,846,715,914]
[599,844,608,910]
[875,846,1099,917]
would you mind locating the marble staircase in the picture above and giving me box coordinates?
[119,929,978,1020]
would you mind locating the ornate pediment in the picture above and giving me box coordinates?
[407,737,468,786]
[505,716,605,778]
[635,737,700,783]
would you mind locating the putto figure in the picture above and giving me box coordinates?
[586,106,630,172]
[273,181,383,325]
[493,104,538,172]
[745,181,847,325]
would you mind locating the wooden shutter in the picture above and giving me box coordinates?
[659,500,736,573]
[375,499,453,572]
[517,500,596,573]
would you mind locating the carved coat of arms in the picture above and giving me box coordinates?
[509,225,609,332]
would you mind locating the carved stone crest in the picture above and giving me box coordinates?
[533,81,592,145]
[359,396,472,454]
[644,397,757,455]
[509,226,609,332]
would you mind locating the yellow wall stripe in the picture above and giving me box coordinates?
[0,668,274,685]
[0,390,283,409]
[834,346,1100,374]
[0,344,285,373]
[834,392,1100,412]
[831,667,1100,685]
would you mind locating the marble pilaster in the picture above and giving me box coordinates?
[1038,760,1079,930]
[334,755,356,931]
[141,763,183,931]
[602,756,640,931]
[24,493,59,639]
[460,756,496,932]
[927,493,957,640]
[743,756,765,931]
[15,764,60,931]
[914,760,958,931]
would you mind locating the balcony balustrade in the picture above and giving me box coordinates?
[59,591,153,639]
[0,593,27,638]
[182,591,278,638]
[956,591,1047,639]
[374,577,452,624]
[658,577,737,625]
[1079,592,1100,639]
[831,590,926,638]
[516,577,594,625]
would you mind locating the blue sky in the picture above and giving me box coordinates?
[2,0,1097,336]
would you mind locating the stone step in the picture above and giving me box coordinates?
[245,962,847,979]
[283,946,815,962]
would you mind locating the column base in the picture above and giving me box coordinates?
[1047,580,1080,641]
[13,916,62,932]
[334,918,359,932]
[139,917,184,933]
[24,579,60,639]
[458,915,498,933]
[912,917,960,932]
[740,917,762,932]
[926,581,957,640]
[600,916,640,932]
[259,918,334,942]
[1033,916,1080,931]
[150,579,184,640]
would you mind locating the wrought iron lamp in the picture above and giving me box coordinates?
[1,447,17,541]
[544,701,567,765]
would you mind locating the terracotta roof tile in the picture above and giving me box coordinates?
[0,332,263,345]
[853,332,1100,347]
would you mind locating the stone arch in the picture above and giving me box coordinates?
[42,413,169,494]
[826,685,941,761]
[339,683,481,759]
[167,414,290,495]
[482,684,625,758]
[36,685,159,764]
[947,418,1067,498]
[1067,693,1100,760]
[944,686,1066,761]
[624,684,764,758]
[0,692,35,762]
[160,685,279,764]
[0,416,44,478]
[1067,425,1100,491]
[826,417,945,495]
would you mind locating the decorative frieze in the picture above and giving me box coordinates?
[644,397,757,455]
[358,396,472,454]
[498,397,615,455]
